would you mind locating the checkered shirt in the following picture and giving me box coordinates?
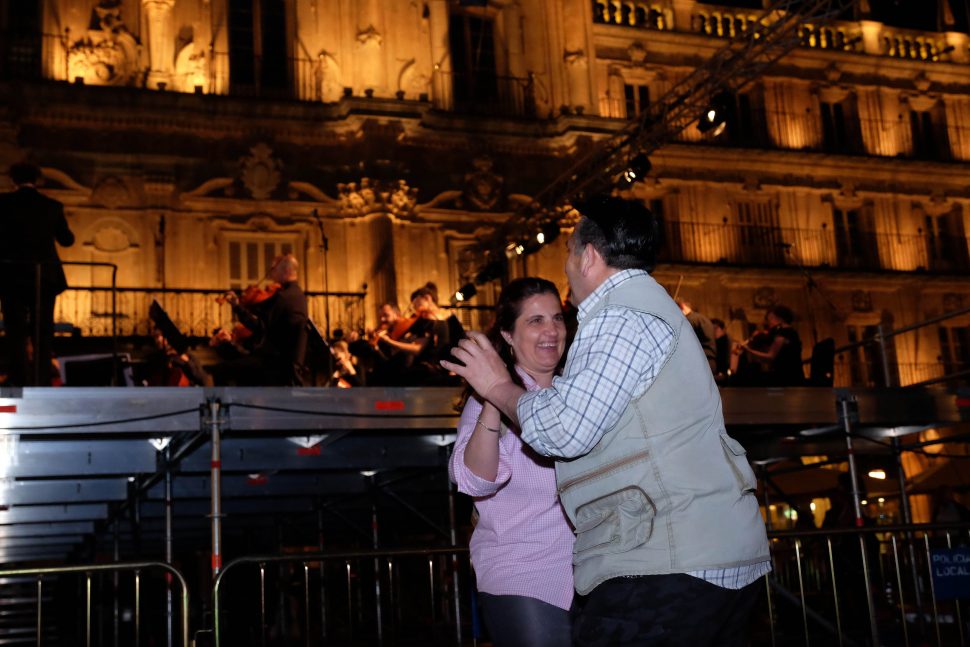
[518,269,770,589]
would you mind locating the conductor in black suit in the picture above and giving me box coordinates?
[0,163,75,386]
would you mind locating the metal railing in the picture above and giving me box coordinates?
[430,69,543,119]
[592,0,673,30]
[764,523,970,647]
[212,547,470,647]
[0,561,190,647]
[53,287,367,338]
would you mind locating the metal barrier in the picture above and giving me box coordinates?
[765,523,970,647]
[0,561,190,647]
[212,547,470,647]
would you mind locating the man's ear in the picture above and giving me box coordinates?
[581,242,600,275]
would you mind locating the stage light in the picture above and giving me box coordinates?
[618,153,652,187]
[697,92,732,137]
[867,469,886,480]
[453,283,477,303]
[537,222,561,246]
[475,259,507,283]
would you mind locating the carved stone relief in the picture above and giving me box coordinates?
[851,290,873,312]
[91,176,133,208]
[460,157,504,211]
[85,218,140,253]
[336,178,418,217]
[67,1,140,86]
[173,42,208,93]
[753,287,776,309]
[240,144,282,200]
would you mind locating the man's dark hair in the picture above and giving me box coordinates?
[711,318,725,329]
[8,163,41,186]
[573,196,663,271]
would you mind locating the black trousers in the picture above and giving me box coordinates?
[573,574,762,647]
[0,288,57,386]
[478,592,572,647]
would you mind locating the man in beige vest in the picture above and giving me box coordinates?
[444,196,770,646]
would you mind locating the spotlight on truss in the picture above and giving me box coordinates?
[697,92,732,138]
[536,221,561,246]
[453,283,477,303]
[617,153,652,187]
[475,259,507,284]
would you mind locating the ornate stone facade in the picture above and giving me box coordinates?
[0,0,967,389]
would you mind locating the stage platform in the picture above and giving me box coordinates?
[0,385,967,563]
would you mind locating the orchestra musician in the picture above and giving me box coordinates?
[382,283,465,386]
[735,305,805,386]
[207,254,308,386]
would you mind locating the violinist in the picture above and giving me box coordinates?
[140,325,210,387]
[348,302,413,386]
[391,282,465,386]
[207,254,308,386]
[736,305,805,386]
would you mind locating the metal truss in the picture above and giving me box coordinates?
[477,0,857,265]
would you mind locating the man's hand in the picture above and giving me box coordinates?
[443,332,527,424]
[441,331,512,399]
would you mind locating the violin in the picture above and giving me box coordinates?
[216,282,282,307]
[387,314,418,341]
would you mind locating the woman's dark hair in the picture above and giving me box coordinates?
[456,277,566,412]
[573,195,663,271]
[410,282,438,304]
[769,305,794,324]
[485,277,565,389]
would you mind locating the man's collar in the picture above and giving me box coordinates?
[576,269,649,321]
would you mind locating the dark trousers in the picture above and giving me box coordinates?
[573,574,761,647]
[0,289,56,386]
[478,592,572,647]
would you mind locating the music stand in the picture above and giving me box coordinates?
[148,300,191,355]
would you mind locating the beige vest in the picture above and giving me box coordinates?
[555,273,769,595]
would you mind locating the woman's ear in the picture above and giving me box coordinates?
[500,331,513,347]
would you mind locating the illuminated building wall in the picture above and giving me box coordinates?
[0,0,968,386]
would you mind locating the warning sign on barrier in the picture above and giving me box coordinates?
[930,548,970,600]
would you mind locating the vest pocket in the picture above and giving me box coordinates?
[720,432,757,494]
[573,487,653,563]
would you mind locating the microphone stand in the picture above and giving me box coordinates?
[780,242,842,346]
[311,209,331,340]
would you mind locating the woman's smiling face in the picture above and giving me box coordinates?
[501,292,566,383]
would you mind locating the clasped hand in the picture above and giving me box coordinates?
[441,331,512,403]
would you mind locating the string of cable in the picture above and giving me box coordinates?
[229,402,458,419]
[0,408,199,431]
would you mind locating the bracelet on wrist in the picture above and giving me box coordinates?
[475,419,501,434]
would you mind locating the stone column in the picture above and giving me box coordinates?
[672,0,696,32]
[143,0,175,89]
[427,0,452,109]
[356,0,386,93]
[859,20,884,56]
[944,31,969,63]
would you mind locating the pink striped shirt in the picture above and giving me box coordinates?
[449,370,575,610]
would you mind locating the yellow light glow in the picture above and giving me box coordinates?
[809,502,816,512]
[868,469,887,480]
